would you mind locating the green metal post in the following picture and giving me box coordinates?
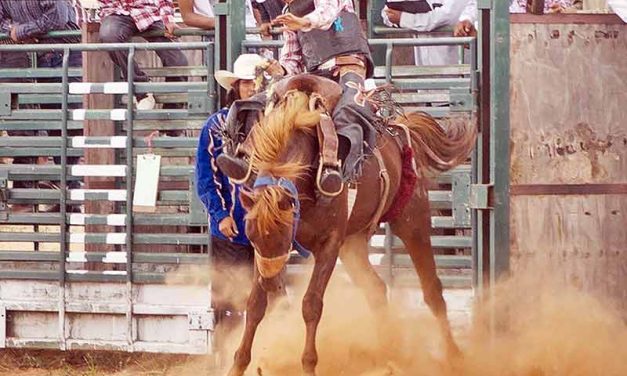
[489,0,510,284]
[205,43,216,113]
[219,0,246,70]
[125,46,136,350]
[58,48,70,351]
[367,0,386,65]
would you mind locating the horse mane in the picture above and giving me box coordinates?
[246,90,320,235]
[250,90,320,180]
[245,185,295,236]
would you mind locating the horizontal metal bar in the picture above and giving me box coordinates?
[0,136,198,148]
[390,272,472,289]
[0,41,213,52]
[0,251,208,264]
[372,78,470,90]
[510,184,627,196]
[0,68,82,79]
[0,120,83,131]
[18,94,83,105]
[0,213,194,226]
[1,81,208,94]
[372,25,455,35]
[372,65,470,78]
[382,254,472,269]
[368,235,471,249]
[0,148,83,157]
[0,164,194,177]
[242,37,474,49]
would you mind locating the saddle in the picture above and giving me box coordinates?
[272,74,343,113]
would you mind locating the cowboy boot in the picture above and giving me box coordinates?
[216,135,254,183]
[316,114,343,196]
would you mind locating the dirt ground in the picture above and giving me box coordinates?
[1,270,626,376]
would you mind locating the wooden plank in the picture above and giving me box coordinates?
[511,184,627,196]
[510,22,627,315]
[82,23,116,257]
[511,13,624,25]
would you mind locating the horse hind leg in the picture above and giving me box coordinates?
[340,233,400,362]
[339,233,388,311]
[389,191,461,358]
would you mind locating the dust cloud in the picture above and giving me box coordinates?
[214,265,627,376]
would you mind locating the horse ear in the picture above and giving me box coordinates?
[240,189,255,210]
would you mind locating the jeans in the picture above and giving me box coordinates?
[99,14,188,94]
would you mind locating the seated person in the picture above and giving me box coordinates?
[97,0,188,110]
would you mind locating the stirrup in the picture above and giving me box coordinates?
[316,161,344,197]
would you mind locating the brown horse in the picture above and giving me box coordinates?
[228,90,476,376]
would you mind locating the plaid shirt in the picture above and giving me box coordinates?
[98,0,175,31]
[0,0,80,44]
[279,0,355,75]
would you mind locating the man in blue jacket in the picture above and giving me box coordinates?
[195,54,262,339]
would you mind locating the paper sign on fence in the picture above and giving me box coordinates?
[133,154,161,212]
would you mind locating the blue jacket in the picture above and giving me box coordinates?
[195,109,250,246]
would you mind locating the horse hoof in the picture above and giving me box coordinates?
[227,367,245,376]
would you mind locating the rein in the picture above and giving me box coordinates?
[252,175,312,260]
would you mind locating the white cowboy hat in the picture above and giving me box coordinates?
[214,54,266,91]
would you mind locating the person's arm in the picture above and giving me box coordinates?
[179,0,215,29]
[12,0,71,41]
[195,114,230,224]
[302,0,344,31]
[279,29,304,75]
[459,0,477,23]
[399,0,469,32]
[454,0,477,37]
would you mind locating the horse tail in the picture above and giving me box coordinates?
[403,112,477,173]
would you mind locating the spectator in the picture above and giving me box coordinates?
[383,0,472,65]
[454,0,477,37]
[179,0,216,29]
[0,0,83,212]
[195,54,263,339]
[253,0,285,25]
[97,0,189,110]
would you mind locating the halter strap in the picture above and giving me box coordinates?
[253,176,311,259]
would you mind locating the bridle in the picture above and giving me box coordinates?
[251,175,311,278]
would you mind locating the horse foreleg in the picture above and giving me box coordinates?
[228,276,268,376]
[301,242,340,376]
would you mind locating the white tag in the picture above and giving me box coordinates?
[133,154,161,212]
[364,79,377,91]
[347,187,358,220]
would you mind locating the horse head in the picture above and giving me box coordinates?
[240,179,300,280]
[238,90,319,281]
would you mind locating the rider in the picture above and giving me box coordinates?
[218,0,377,196]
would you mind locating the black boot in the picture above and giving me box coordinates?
[216,153,251,182]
